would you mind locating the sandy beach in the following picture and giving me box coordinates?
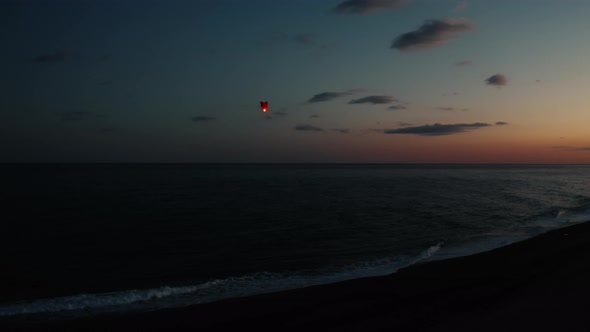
[4,220,590,331]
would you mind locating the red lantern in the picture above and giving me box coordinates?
[260,101,268,113]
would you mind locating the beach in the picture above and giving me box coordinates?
[5,220,590,331]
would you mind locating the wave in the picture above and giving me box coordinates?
[3,207,588,320]
[426,208,590,263]
[0,244,441,318]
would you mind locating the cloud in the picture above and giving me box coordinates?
[388,104,407,110]
[398,122,413,127]
[32,51,66,63]
[495,121,509,126]
[455,60,472,66]
[392,18,474,51]
[308,91,352,103]
[192,116,215,122]
[307,89,363,103]
[333,0,408,14]
[384,122,490,136]
[331,128,351,133]
[552,146,590,152]
[486,74,508,86]
[436,107,455,111]
[310,114,320,118]
[295,124,323,132]
[293,33,317,46]
[349,95,397,104]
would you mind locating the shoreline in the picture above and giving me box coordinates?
[5,220,590,331]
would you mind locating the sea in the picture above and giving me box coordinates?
[1,163,590,321]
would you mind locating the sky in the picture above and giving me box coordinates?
[2,0,590,163]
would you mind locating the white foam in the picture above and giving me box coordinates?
[0,284,208,317]
[3,209,588,319]
[0,244,443,318]
[554,209,590,224]
[426,233,529,262]
[7,206,587,319]
[425,209,590,263]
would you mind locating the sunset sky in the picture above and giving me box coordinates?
[3,0,590,163]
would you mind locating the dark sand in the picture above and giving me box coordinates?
[5,221,590,331]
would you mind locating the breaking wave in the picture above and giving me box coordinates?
[0,243,441,318]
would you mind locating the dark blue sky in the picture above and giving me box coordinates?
[3,0,590,163]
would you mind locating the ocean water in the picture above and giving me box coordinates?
[1,164,589,320]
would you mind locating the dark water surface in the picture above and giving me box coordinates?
[1,164,589,318]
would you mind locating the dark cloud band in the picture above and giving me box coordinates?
[331,128,351,133]
[333,0,408,14]
[295,124,323,131]
[553,146,590,151]
[388,104,407,110]
[349,95,397,104]
[308,92,352,103]
[192,116,215,122]
[384,122,490,136]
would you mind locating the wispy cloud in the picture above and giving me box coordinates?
[192,116,215,122]
[307,90,360,103]
[349,95,397,104]
[486,74,508,86]
[333,0,409,15]
[32,51,67,63]
[388,104,407,110]
[495,121,509,126]
[552,146,590,152]
[310,114,320,118]
[293,33,317,47]
[295,124,323,132]
[331,128,351,133]
[384,122,490,136]
[436,107,455,111]
[392,18,474,51]
[264,32,334,51]
[455,60,472,66]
